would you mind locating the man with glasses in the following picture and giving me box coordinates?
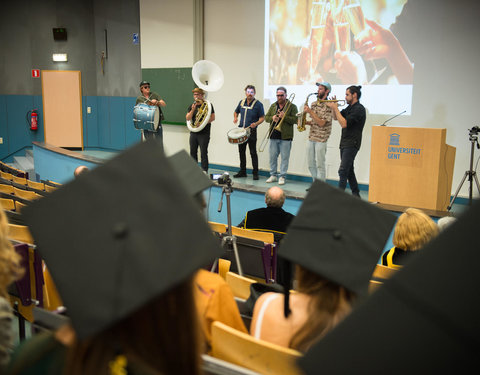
[136,81,166,142]
[233,85,265,180]
[264,87,298,185]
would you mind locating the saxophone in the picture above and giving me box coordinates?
[297,92,318,132]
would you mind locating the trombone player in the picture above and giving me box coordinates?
[265,87,298,185]
[303,82,333,185]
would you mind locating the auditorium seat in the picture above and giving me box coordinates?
[1,171,14,181]
[44,184,58,193]
[13,175,28,186]
[8,223,34,244]
[218,258,231,280]
[225,272,256,300]
[0,197,15,211]
[27,180,45,191]
[211,321,302,375]
[8,243,44,340]
[231,226,274,244]
[14,200,27,212]
[13,187,42,201]
[0,184,14,194]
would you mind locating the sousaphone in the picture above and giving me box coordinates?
[187,60,224,132]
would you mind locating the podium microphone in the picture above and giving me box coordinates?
[381,110,406,126]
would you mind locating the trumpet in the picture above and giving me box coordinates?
[259,93,295,152]
[297,92,318,132]
[317,99,346,106]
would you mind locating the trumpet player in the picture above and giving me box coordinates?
[186,88,215,173]
[304,82,333,184]
[233,85,265,180]
[326,85,366,197]
[265,87,298,185]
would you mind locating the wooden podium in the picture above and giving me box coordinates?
[369,126,456,211]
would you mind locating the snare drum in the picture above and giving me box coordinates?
[227,127,251,145]
[133,104,159,131]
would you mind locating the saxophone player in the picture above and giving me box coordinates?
[186,88,215,173]
[303,82,333,186]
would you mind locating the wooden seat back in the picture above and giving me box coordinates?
[211,321,302,375]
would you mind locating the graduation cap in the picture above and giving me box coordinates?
[298,200,480,374]
[22,139,223,340]
[167,150,213,197]
[279,180,396,315]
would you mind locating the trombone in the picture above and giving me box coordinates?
[259,93,295,152]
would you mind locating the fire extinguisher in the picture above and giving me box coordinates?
[26,109,39,131]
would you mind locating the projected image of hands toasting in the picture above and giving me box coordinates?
[268,0,412,86]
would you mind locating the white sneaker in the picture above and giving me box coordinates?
[278,177,286,185]
[266,175,277,183]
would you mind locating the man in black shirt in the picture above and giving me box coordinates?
[327,85,366,197]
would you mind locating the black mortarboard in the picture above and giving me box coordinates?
[167,150,213,197]
[299,200,480,374]
[279,180,396,299]
[22,139,223,340]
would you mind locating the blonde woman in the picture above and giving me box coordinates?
[0,209,24,368]
[381,208,439,268]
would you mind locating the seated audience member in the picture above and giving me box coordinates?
[0,210,24,369]
[238,186,294,241]
[238,186,295,285]
[194,269,247,352]
[7,140,224,375]
[73,165,89,178]
[250,181,396,352]
[381,208,439,269]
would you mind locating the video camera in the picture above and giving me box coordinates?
[469,126,480,135]
[210,172,232,185]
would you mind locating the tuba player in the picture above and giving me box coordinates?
[186,88,215,173]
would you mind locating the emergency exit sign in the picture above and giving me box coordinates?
[32,69,40,78]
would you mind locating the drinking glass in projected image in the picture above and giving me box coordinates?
[334,12,350,52]
[344,0,384,83]
[309,1,328,79]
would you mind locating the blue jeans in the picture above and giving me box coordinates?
[269,139,292,178]
[338,147,360,196]
[307,140,327,181]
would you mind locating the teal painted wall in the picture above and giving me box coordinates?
[0,95,139,161]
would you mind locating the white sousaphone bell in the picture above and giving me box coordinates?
[187,60,224,132]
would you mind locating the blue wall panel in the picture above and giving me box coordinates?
[0,96,8,157]
[125,97,140,147]
[83,96,99,148]
[109,97,125,150]
[97,96,110,149]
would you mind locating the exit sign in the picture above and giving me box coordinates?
[32,69,40,78]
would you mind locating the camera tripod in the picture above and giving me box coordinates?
[210,178,243,276]
[447,131,480,210]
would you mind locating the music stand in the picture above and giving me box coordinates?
[448,127,480,210]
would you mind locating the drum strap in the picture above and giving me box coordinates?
[240,99,257,128]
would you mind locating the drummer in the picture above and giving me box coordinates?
[233,85,265,180]
[136,80,166,142]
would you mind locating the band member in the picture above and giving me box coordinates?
[265,87,298,185]
[135,81,166,142]
[304,82,333,184]
[327,85,366,197]
[186,88,215,173]
[233,85,265,180]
